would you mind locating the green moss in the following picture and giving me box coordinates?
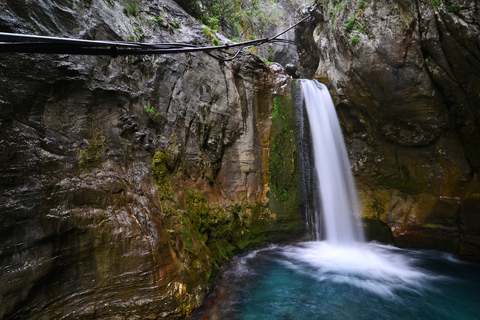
[267,94,304,240]
[79,132,105,171]
[180,216,193,254]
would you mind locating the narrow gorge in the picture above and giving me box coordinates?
[0,0,479,319]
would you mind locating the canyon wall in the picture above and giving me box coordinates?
[296,0,480,260]
[0,0,304,319]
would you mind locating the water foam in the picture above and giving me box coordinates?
[280,242,441,298]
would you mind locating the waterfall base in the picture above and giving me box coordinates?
[190,243,480,320]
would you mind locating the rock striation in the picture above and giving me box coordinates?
[296,0,480,260]
[0,0,304,319]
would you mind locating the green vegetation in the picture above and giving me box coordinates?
[209,17,219,30]
[187,0,287,40]
[431,0,441,8]
[170,19,180,28]
[203,26,221,46]
[127,27,144,42]
[153,16,164,23]
[123,3,139,17]
[350,34,359,44]
[267,94,303,240]
[447,4,460,13]
[344,16,356,31]
[358,0,366,9]
[261,57,274,66]
[203,26,213,38]
[271,96,284,120]
[79,132,106,171]
[144,105,160,121]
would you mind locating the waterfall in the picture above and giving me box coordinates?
[301,80,365,244]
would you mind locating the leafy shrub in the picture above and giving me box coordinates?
[447,4,460,13]
[350,35,359,44]
[144,105,160,121]
[209,17,219,30]
[431,0,441,8]
[344,16,356,31]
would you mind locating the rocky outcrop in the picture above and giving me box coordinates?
[0,1,305,319]
[297,0,480,260]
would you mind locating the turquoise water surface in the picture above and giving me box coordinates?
[191,242,480,320]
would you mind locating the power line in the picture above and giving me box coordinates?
[0,14,310,60]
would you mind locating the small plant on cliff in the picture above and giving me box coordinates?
[431,0,441,8]
[208,17,219,31]
[261,57,274,66]
[344,16,356,31]
[350,35,360,44]
[447,4,460,13]
[123,3,139,17]
[127,27,144,42]
[144,105,160,121]
[203,26,221,46]
[170,19,180,28]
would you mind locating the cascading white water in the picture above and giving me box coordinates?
[301,80,364,244]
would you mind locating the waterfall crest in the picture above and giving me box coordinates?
[301,80,365,244]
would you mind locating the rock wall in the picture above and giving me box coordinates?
[0,1,305,319]
[296,0,480,260]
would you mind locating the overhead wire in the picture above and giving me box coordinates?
[0,13,311,61]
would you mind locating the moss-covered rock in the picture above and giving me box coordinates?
[267,95,304,241]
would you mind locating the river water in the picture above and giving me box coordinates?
[189,80,480,319]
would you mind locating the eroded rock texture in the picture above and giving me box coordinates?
[0,1,304,319]
[297,0,480,260]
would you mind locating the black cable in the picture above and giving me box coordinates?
[0,13,311,60]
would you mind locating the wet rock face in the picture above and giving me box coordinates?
[0,0,302,319]
[296,0,480,260]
